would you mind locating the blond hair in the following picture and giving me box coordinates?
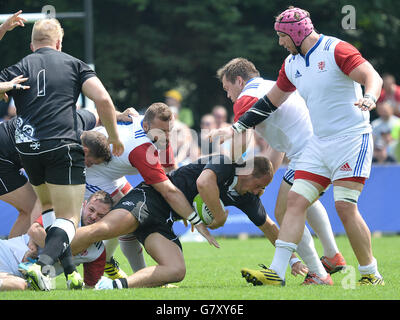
[31,18,64,46]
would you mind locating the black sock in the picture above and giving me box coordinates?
[38,226,70,275]
[113,278,128,289]
[59,245,77,278]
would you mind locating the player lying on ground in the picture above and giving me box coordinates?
[0,191,113,291]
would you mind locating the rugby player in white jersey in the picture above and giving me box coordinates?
[82,103,216,277]
[217,57,346,284]
[0,191,113,291]
[210,7,384,286]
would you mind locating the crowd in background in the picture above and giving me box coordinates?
[1,74,400,167]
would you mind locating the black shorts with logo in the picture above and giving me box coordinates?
[113,182,182,250]
[16,139,85,186]
[0,159,28,196]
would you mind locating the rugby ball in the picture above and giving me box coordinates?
[192,194,225,225]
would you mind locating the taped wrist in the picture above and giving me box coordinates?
[187,211,202,225]
[234,95,278,133]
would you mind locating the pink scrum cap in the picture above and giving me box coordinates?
[274,7,314,47]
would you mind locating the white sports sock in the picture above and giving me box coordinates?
[270,240,297,280]
[296,227,328,278]
[119,236,146,272]
[358,257,382,278]
[306,200,339,258]
[104,237,120,262]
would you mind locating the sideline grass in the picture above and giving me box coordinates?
[1,235,399,300]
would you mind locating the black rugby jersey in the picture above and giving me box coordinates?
[0,47,96,143]
[166,155,267,226]
[0,109,96,167]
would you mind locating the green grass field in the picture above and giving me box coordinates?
[1,235,399,301]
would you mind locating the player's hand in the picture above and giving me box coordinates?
[354,94,376,112]
[208,209,229,230]
[290,260,308,277]
[0,75,30,93]
[207,126,234,144]
[1,10,26,32]
[116,107,139,122]
[0,93,8,102]
[108,137,124,157]
[194,223,220,248]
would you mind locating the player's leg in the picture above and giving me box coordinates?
[331,133,383,285]
[0,273,28,291]
[119,234,146,272]
[0,181,39,238]
[71,208,139,255]
[333,179,383,284]
[270,178,325,282]
[125,233,185,288]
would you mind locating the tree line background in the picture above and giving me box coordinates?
[1,0,399,129]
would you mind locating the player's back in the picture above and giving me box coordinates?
[237,77,313,160]
[0,47,96,143]
[85,117,151,197]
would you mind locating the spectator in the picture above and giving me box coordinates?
[371,101,400,147]
[212,105,230,129]
[165,89,194,128]
[378,74,400,118]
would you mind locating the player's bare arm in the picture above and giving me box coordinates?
[151,179,220,248]
[0,10,26,41]
[350,61,383,111]
[208,84,292,143]
[196,169,228,230]
[82,77,124,156]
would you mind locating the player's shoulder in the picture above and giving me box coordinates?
[238,77,274,100]
[318,35,341,53]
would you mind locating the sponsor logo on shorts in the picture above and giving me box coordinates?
[340,162,352,171]
[122,201,135,207]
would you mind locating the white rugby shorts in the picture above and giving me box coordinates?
[295,133,372,183]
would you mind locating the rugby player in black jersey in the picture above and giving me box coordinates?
[0,18,123,290]
[71,155,307,290]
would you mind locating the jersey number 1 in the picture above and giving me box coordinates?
[37,69,46,97]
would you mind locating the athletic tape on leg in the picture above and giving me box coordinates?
[333,186,360,204]
[290,179,320,204]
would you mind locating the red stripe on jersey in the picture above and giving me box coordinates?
[128,143,169,185]
[334,41,366,76]
[276,61,297,92]
[159,143,176,168]
[110,181,133,197]
[294,170,331,189]
[83,248,106,287]
[233,95,259,122]
[336,176,366,185]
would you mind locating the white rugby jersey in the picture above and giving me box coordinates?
[276,34,371,138]
[234,77,312,161]
[85,116,173,199]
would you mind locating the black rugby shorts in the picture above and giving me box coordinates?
[16,140,85,186]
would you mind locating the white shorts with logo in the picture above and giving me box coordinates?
[295,133,373,182]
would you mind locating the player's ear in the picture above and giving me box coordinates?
[30,42,34,52]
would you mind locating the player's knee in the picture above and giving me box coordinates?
[289,179,320,206]
[169,264,186,283]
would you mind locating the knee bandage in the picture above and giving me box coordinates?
[290,179,320,204]
[333,186,361,204]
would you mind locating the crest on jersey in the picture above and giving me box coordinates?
[318,61,326,71]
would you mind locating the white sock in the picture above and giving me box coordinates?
[296,227,328,278]
[119,235,146,272]
[358,257,381,278]
[270,240,297,280]
[104,237,120,262]
[306,200,339,258]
